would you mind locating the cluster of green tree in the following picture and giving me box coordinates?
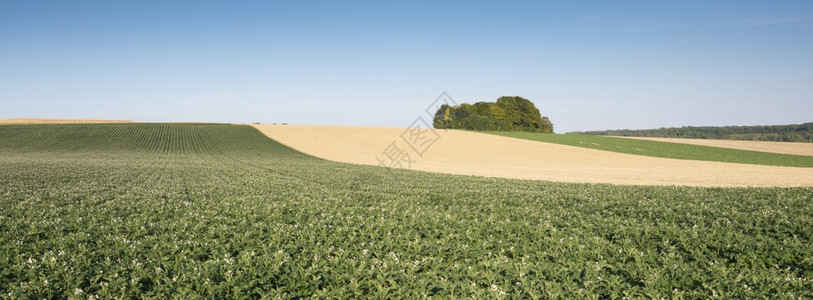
[570,122,813,142]
[433,96,554,133]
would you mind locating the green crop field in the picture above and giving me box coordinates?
[1,123,812,298]
[486,131,813,167]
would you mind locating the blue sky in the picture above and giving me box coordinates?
[1,1,812,132]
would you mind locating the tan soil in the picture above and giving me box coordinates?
[0,118,131,124]
[252,125,813,187]
[614,136,813,156]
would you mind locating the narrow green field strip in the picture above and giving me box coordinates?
[485,131,813,167]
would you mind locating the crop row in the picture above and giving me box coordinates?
[1,124,811,298]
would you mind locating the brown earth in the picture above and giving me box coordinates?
[614,136,813,156]
[0,118,131,124]
[252,125,813,187]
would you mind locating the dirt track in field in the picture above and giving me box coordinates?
[615,136,813,156]
[0,118,131,124]
[252,125,813,187]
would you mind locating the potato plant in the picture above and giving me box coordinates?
[1,123,811,298]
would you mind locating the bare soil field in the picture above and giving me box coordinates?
[615,136,813,156]
[253,125,813,187]
[0,118,131,124]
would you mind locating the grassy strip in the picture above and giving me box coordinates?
[1,124,811,298]
[485,131,813,167]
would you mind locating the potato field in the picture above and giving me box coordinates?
[1,123,811,298]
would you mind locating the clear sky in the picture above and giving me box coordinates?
[2,1,812,132]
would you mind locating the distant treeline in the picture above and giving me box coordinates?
[433,96,554,133]
[570,123,813,143]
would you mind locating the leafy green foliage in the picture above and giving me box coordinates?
[1,123,812,298]
[433,96,553,133]
[571,122,813,143]
[487,131,813,167]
